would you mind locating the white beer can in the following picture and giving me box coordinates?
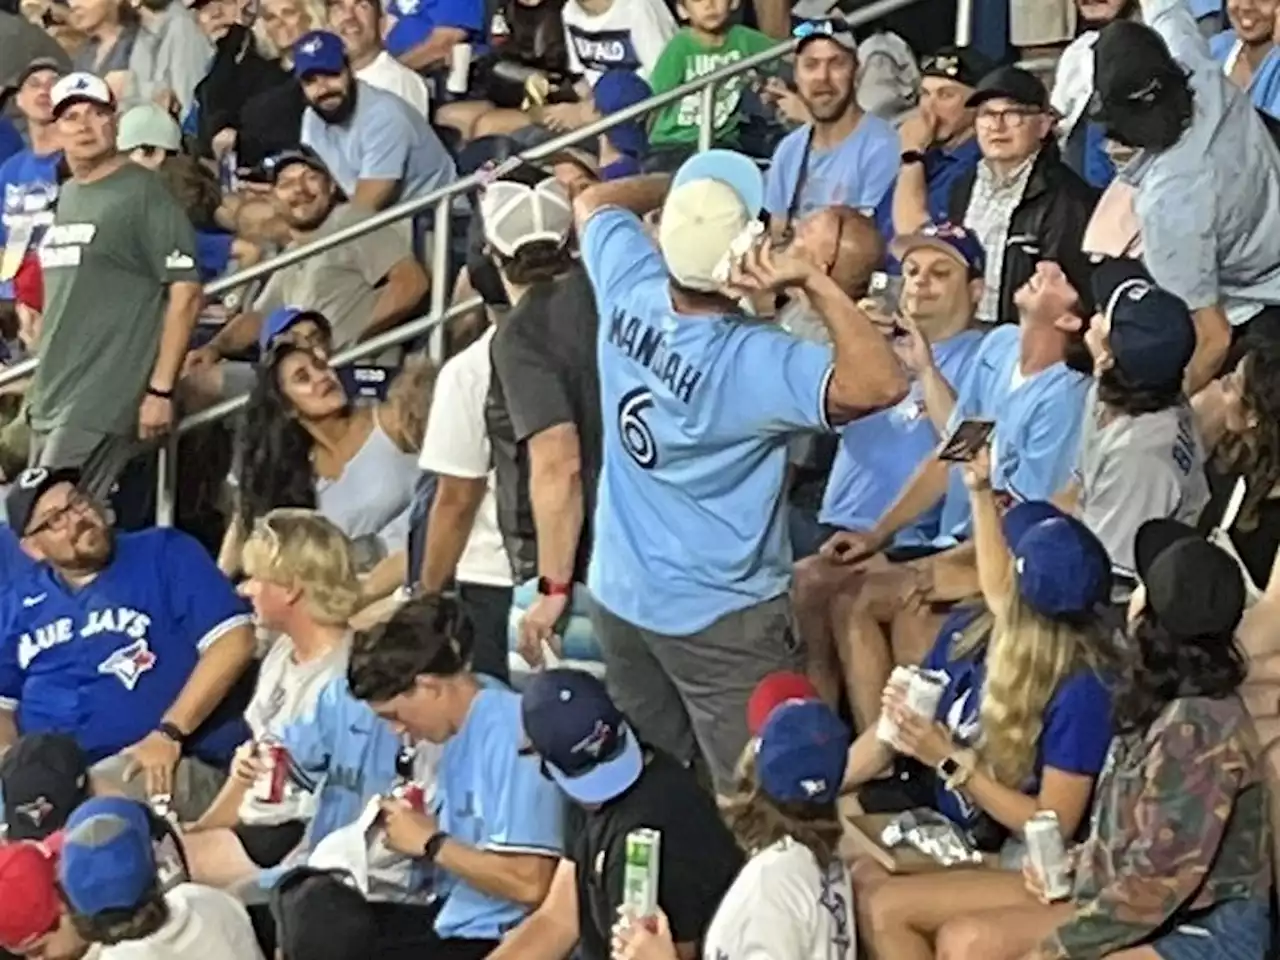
[1026,810,1072,901]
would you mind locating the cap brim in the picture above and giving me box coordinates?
[51,93,111,118]
[795,33,857,55]
[545,730,643,805]
[1133,518,1199,584]
[672,149,764,217]
[890,234,967,268]
[1090,258,1152,319]
[964,87,1044,110]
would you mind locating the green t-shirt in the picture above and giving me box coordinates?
[647,25,776,147]
[30,163,199,436]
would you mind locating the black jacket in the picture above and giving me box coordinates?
[948,140,1100,326]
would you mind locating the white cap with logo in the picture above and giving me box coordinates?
[50,72,115,118]
[658,150,765,293]
[480,178,574,259]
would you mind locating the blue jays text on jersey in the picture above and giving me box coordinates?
[0,529,252,765]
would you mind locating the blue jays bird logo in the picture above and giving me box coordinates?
[98,639,157,691]
[15,795,53,828]
[571,720,613,759]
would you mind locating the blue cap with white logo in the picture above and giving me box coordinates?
[756,699,851,806]
[260,305,332,352]
[58,797,156,916]
[1090,258,1195,391]
[1002,500,1111,620]
[891,221,987,278]
[292,30,347,80]
[520,668,643,805]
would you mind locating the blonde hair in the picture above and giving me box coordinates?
[254,0,329,61]
[952,598,1100,787]
[241,508,362,625]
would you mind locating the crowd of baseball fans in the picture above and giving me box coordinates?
[0,0,1279,956]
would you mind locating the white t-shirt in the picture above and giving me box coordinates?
[561,0,676,85]
[356,50,431,118]
[702,839,855,960]
[95,884,264,960]
[239,636,351,826]
[418,327,514,588]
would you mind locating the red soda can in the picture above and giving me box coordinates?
[394,781,425,812]
[253,743,290,804]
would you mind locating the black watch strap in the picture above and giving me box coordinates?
[156,721,187,745]
[901,150,927,166]
[422,831,448,862]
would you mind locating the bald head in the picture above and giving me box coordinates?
[792,206,884,296]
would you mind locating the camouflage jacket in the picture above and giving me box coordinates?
[1041,695,1271,959]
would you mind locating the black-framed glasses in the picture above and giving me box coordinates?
[25,490,93,538]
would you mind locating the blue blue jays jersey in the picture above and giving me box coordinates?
[0,529,252,765]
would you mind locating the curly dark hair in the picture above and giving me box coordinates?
[1215,341,1280,531]
[348,594,475,703]
[1112,608,1247,734]
[1095,365,1183,417]
[719,745,842,867]
[234,344,327,534]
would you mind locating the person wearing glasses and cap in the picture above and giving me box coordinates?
[764,19,901,240]
[0,59,63,298]
[1089,0,1280,396]
[572,150,907,793]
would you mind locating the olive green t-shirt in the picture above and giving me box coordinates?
[30,163,199,435]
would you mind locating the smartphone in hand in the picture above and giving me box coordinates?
[868,271,905,319]
[938,418,996,462]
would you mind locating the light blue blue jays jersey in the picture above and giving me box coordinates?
[820,329,985,543]
[433,686,564,940]
[582,209,832,635]
[0,529,252,765]
[935,325,1091,543]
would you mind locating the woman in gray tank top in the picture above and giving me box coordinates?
[224,344,430,613]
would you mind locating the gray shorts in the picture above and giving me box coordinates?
[29,423,136,504]
[587,593,804,793]
[91,753,228,823]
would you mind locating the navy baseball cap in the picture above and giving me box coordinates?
[920,46,997,88]
[592,71,651,158]
[1134,519,1246,639]
[756,700,850,806]
[6,466,82,537]
[59,797,157,916]
[520,669,643,805]
[890,222,986,278]
[1091,258,1195,391]
[965,65,1049,110]
[1002,501,1111,619]
[292,30,346,79]
[260,305,332,352]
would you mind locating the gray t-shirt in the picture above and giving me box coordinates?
[32,163,199,435]
[1075,383,1210,577]
[253,203,413,356]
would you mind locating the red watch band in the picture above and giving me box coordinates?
[537,577,573,597]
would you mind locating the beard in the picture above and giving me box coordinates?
[806,86,856,123]
[64,518,114,574]
[312,81,357,125]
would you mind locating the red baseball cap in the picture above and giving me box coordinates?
[13,255,43,313]
[747,671,820,737]
[0,840,62,951]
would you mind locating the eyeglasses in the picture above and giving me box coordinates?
[25,490,93,538]
[975,106,1041,127]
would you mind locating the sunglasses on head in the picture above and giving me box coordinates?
[792,19,853,41]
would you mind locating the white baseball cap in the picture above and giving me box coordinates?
[50,72,115,118]
[658,150,765,293]
[117,103,182,153]
[480,178,574,259]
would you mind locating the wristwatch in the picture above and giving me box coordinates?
[156,722,187,746]
[938,748,977,791]
[901,149,927,166]
[421,831,449,862]
[537,577,572,598]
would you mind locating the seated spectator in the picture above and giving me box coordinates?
[382,0,486,71]
[1210,0,1280,116]
[491,668,744,960]
[59,797,265,959]
[643,0,775,170]
[1091,0,1280,392]
[559,0,675,91]
[766,19,900,238]
[614,696,855,960]
[223,346,428,612]
[433,0,571,142]
[590,70,650,179]
[936,520,1269,960]
[0,468,256,821]
[126,0,214,117]
[183,147,428,394]
[1067,259,1208,582]
[328,0,429,117]
[876,45,991,246]
[183,509,359,889]
[347,596,566,953]
[822,258,1090,730]
[294,29,458,231]
[270,867,378,960]
[945,65,1098,326]
[0,58,62,298]
[794,223,985,707]
[69,0,137,95]
[0,838,94,960]
[849,463,1115,958]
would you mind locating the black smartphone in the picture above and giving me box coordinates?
[938,418,996,462]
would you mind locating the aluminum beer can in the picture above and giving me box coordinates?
[905,668,948,720]
[1026,810,1072,901]
[394,781,425,813]
[876,665,918,744]
[622,828,661,920]
[253,743,290,804]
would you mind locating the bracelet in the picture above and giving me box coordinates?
[147,385,174,400]
[421,831,448,862]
